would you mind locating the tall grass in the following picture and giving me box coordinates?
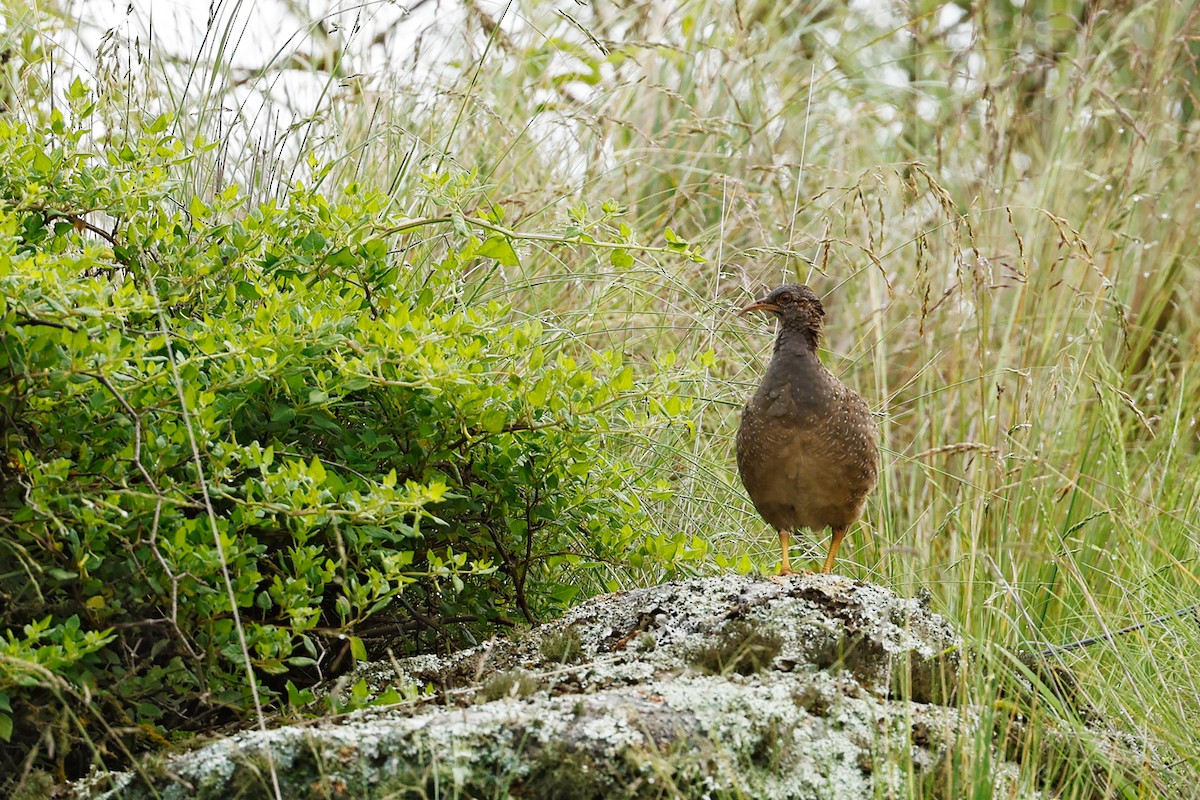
[10,0,1200,794]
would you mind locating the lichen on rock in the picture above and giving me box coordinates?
[71,574,1059,800]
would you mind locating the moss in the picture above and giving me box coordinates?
[540,627,584,664]
[522,741,717,800]
[372,738,520,800]
[478,669,541,702]
[690,621,783,676]
[9,770,55,800]
[522,745,627,800]
[222,750,290,799]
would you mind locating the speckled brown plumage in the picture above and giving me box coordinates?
[736,284,879,574]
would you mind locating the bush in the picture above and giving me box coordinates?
[0,83,701,778]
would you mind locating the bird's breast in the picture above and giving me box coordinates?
[736,363,879,532]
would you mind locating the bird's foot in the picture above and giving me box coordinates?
[770,567,812,584]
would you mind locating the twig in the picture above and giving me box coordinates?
[1039,604,1200,657]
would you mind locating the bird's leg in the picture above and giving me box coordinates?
[822,526,848,574]
[778,529,797,576]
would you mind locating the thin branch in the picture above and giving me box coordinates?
[1039,604,1200,658]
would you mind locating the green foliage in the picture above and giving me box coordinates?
[0,87,698,778]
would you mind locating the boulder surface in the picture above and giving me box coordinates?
[75,574,1045,799]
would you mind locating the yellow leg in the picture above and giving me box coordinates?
[822,527,847,574]
[778,530,796,575]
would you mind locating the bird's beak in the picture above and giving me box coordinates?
[738,300,781,316]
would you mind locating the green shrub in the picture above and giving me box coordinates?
[0,83,701,777]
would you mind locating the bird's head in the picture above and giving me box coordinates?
[739,284,825,348]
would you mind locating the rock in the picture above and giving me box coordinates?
[72,575,1040,799]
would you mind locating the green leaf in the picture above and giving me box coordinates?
[664,227,689,251]
[286,680,316,707]
[613,366,634,392]
[235,281,261,301]
[189,195,211,219]
[477,236,520,266]
[373,687,405,706]
[137,702,164,720]
[325,246,356,267]
[297,230,327,253]
[31,149,53,175]
[376,266,399,286]
[148,114,171,134]
[309,457,327,482]
[67,77,89,100]
[481,408,507,434]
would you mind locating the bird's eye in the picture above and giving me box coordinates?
[776,292,793,304]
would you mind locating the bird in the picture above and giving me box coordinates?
[736,284,879,575]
